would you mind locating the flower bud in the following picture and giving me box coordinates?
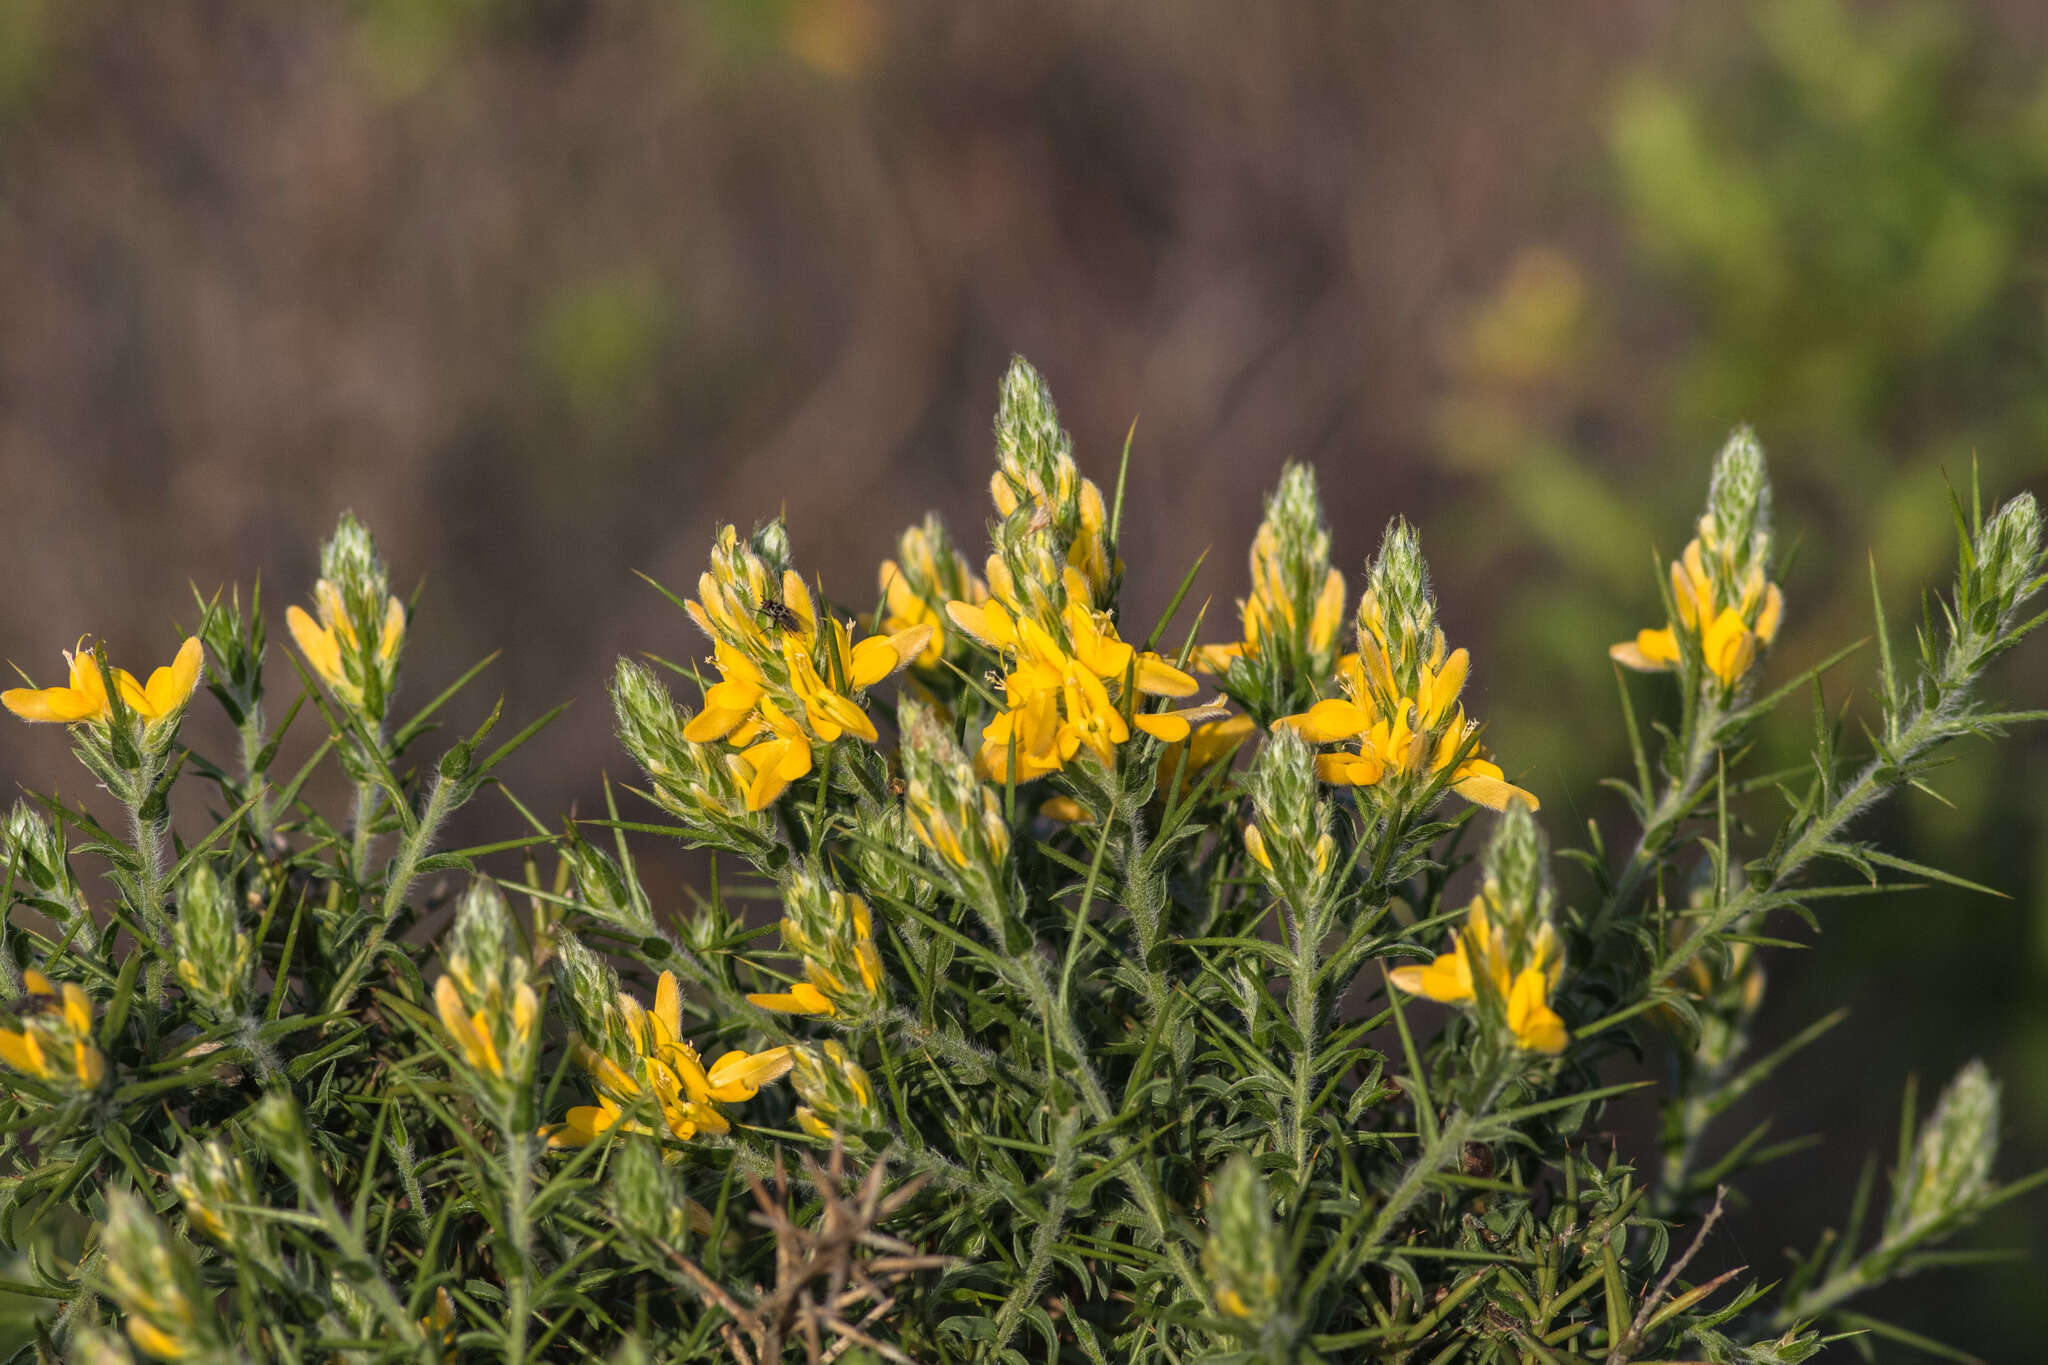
[2,799,70,902]
[288,512,407,721]
[1357,518,1440,705]
[1704,427,1773,573]
[435,879,542,1092]
[198,584,266,729]
[609,1132,695,1250]
[173,860,253,1020]
[900,700,1011,909]
[250,1092,322,1195]
[746,861,886,1019]
[609,659,776,858]
[1243,728,1336,908]
[791,1039,883,1144]
[986,357,1118,626]
[1971,491,2044,634]
[1887,1059,2000,1243]
[170,1138,266,1258]
[1203,1155,1287,1326]
[102,1189,224,1363]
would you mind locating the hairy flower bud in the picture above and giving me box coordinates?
[1200,464,1346,704]
[288,512,407,721]
[900,700,1011,910]
[1243,727,1336,908]
[103,1189,225,1364]
[745,862,886,1019]
[435,879,542,1093]
[1888,1059,2000,1243]
[1203,1155,1287,1326]
[171,1138,266,1259]
[173,859,253,1019]
[790,1039,882,1144]
[986,357,1119,626]
[1971,491,2044,633]
[2,799,69,903]
[610,659,776,858]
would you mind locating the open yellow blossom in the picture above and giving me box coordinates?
[683,542,930,811]
[1389,901,1566,1054]
[952,571,1217,782]
[3,637,202,730]
[287,578,406,708]
[877,516,987,669]
[1611,534,1784,688]
[0,969,106,1089]
[1279,644,1534,812]
[550,970,792,1147]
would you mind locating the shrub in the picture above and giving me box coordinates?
[0,358,2041,1362]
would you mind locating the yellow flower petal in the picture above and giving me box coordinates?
[746,983,836,1016]
[286,604,345,688]
[1508,967,1567,1054]
[139,637,204,721]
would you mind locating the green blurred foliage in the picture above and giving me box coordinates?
[1438,0,2048,1347]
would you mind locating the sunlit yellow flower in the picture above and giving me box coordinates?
[684,541,930,812]
[287,578,405,709]
[1610,532,1784,688]
[549,970,792,1147]
[1389,901,1566,1054]
[3,637,202,730]
[953,571,1218,783]
[0,969,106,1090]
[1279,644,1535,812]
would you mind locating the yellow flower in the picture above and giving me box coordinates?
[1611,532,1784,689]
[3,637,202,730]
[1278,644,1535,812]
[1389,901,1566,1054]
[0,969,106,1089]
[287,578,405,708]
[434,972,538,1080]
[549,970,792,1147]
[877,517,987,668]
[953,572,1219,783]
[684,558,929,812]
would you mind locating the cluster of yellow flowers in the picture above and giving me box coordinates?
[1391,897,1567,1054]
[681,524,929,811]
[552,971,792,1147]
[1195,463,1349,682]
[949,567,1217,782]
[1276,525,1536,814]
[1611,523,1784,687]
[0,969,105,1091]
[1,636,202,731]
[1611,431,1784,690]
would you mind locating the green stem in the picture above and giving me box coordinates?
[504,1125,533,1363]
[325,772,458,1012]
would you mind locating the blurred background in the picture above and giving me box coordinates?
[1,0,2045,1352]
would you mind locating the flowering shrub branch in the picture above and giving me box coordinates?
[0,358,2041,1362]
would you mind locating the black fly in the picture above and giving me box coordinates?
[757,597,803,635]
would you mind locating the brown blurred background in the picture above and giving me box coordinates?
[2,0,2046,1350]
